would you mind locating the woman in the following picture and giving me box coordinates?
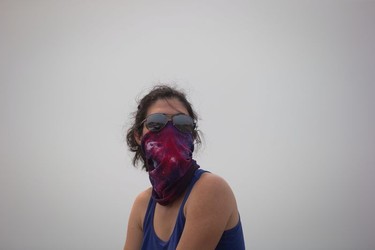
[124,85,245,249]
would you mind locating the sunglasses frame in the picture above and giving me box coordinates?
[140,113,196,133]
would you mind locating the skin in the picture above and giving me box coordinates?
[124,98,240,250]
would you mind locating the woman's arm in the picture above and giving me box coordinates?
[177,174,239,250]
[123,189,151,250]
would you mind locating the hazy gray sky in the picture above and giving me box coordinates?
[1,0,375,249]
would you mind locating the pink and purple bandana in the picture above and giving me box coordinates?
[141,122,199,206]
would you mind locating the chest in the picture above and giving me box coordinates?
[153,199,184,242]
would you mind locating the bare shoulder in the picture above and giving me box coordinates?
[132,187,152,213]
[134,187,152,205]
[185,172,238,217]
[129,187,152,228]
[124,188,152,250]
[190,172,236,201]
[177,172,239,248]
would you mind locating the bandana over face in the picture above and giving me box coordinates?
[141,122,199,206]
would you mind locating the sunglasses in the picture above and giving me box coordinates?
[141,113,196,133]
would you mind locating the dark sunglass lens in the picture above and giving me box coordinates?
[173,114,195,133]
[145,114,167,132]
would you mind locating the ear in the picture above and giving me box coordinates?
[134,130,142,145]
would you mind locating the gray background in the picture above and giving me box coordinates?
[1,0,375,249]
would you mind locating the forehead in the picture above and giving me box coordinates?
[146,98,188,116]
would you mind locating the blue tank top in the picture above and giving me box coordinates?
[141,169,245,250]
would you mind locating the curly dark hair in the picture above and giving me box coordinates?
[126,84,201,170]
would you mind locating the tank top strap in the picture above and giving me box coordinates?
[179,169,209,210]
[142,190,156,232]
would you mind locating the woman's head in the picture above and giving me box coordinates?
[126,84,201,169]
